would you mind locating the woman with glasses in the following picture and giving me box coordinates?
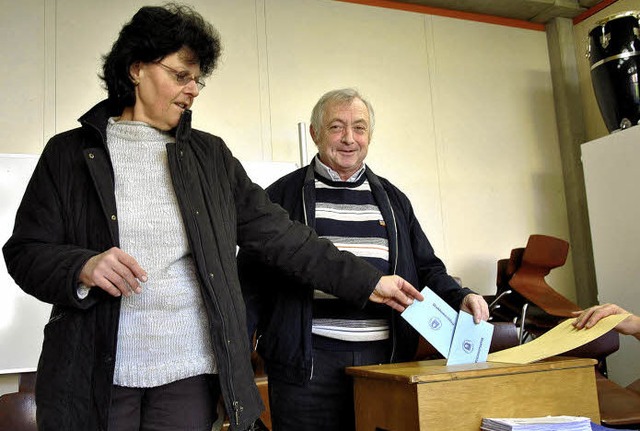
[2,3,423,431]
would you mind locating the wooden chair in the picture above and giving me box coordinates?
[596,371,640,429]
[490,235,582,342]
[0,373,37,431]
[627,378,640,396]
[508,235,581,318]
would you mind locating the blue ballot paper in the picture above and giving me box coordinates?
[400,286,458,357]
[446,310,494,365]
[401,286,494,364]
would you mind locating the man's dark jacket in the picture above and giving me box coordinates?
[2,100,383,431]
[238,163,473,385]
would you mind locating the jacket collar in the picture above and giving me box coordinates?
[312,155,366,183]
[78,99,122,147]
[77,99,192,148]
[175,108,192,150]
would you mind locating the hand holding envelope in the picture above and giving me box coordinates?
[486,313,630,364]
[401,286,494,365]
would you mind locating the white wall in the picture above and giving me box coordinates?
[428,16,571,294]
[0,0,47,154]
[0,0,574,394]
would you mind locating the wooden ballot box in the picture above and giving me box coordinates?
[346,357,600,431]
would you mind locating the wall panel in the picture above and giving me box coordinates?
[429,17,572,296]
[0,0,46,154]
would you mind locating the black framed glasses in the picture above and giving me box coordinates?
[156,62,205,91]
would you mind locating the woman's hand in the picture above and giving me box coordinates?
[573,304,640,339]
[369,275,424,312]
[79,247,148,297]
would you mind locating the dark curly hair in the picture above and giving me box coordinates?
[101,3,222,109]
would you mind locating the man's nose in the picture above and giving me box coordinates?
[341,127,355,143]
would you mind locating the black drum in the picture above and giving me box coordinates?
[588,11,640,132]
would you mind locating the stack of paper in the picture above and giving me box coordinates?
[481,416,592,431]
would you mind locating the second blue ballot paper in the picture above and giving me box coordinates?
[401,286,494,365]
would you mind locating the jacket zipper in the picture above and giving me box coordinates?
[301,179,315,381]
[172,145,241,425]
[386,194,399,276]
[385,192,400,362]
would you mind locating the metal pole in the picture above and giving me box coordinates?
[297,122,308,167]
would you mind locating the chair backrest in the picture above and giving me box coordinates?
[507,234,580,317]
[0,392,37,431]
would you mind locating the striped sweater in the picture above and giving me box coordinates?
[311,160,390,342]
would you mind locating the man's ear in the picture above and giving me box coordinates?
[309,125,319,144]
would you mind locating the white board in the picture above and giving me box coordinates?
[0,154,297,374]
[0,154,51,374]
[240,160,298,189]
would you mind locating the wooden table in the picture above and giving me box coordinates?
[595,372,640,428]
[346,356,600,431]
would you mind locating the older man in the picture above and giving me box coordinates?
[238,88,489,431]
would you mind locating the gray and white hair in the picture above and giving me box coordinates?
[309,88,375,140]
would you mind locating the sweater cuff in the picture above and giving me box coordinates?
[76,283,91,300]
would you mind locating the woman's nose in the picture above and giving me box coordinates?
[184,79,200,97]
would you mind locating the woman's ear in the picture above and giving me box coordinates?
[129,62,141,85]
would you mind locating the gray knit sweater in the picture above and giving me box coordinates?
[107,118,216,388]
